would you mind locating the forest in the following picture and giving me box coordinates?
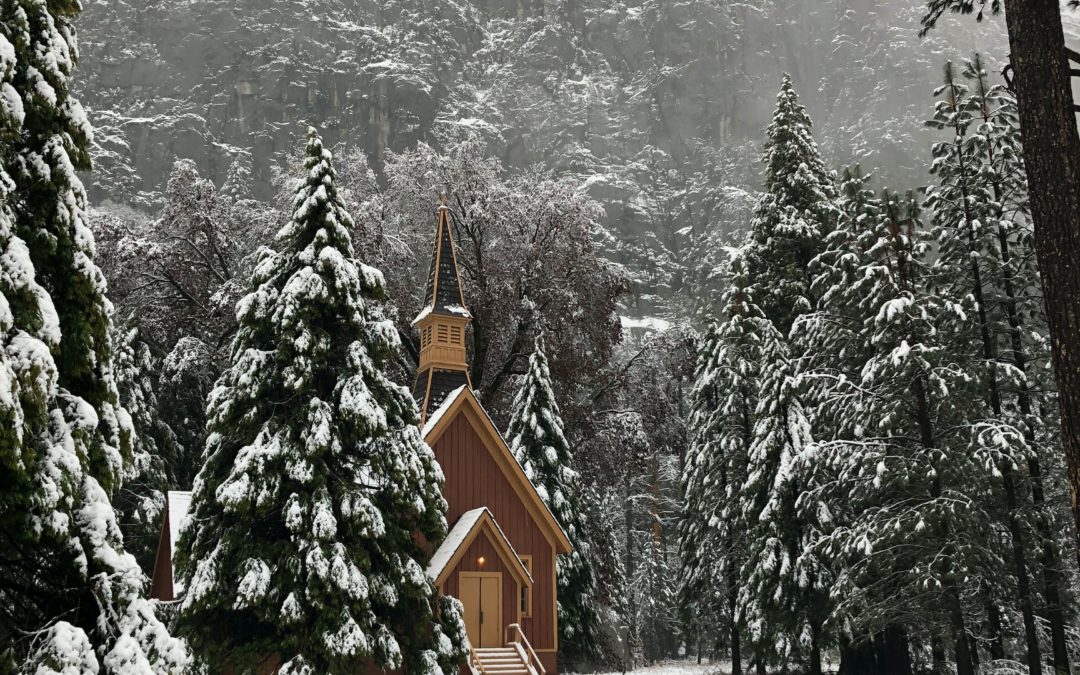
[2,0,1080,673]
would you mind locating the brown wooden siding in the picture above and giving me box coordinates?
[434,414,556,652]
[149,503,174,601]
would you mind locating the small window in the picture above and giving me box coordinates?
[450,326,463,345]
[437,325,450,344]
[519,555,533,617]
[421,327,432,349]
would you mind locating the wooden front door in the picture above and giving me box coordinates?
[459,572,502,648]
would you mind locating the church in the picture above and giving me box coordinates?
[150,198,569,675]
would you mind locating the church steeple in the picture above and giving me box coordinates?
[413,194,473,422]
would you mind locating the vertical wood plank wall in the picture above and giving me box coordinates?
[149,504,174,601]
[434,415,556,653]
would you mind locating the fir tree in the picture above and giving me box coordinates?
[175,128,465,674]
[743,75,839,335]
[736,275,830,675]
[221,151,254,201]
[802,189,1002,675]
[0,0,189,669]
[677,264,768,674]
[112,325,182,573]
[678,319,732,659]
[506,334,600,667]
[635,523,678,663]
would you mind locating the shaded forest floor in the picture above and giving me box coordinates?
[583,658,847,675]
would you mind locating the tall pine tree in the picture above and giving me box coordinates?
[802,189,1002,675]
[677,261,768,674]
[743,74,839,335]
[0,0,189,669]
[925,55,1072,675]
[506,334,599,668]
[175,128,466,674]
[678,319,736,663]
[737,280,830,675]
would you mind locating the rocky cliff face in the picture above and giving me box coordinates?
[76,0,1006,315]
[79,0,470,205]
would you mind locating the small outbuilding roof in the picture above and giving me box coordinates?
[426,507,533,589]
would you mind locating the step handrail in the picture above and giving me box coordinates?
[504,623,546,675]
[469,645,486,675]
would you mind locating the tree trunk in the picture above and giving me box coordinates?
[986,602,1006,662]
[882,626,913,675]
[1004,470,1043,675]
[839,636,877,675]
[991,156,1073,675]
[931,637,947,675]
[872,633,889,675]
[970,631,981,674]
[808,623,822,675]
[948,589,976,675]
[1001,0,1080,565]
[729,579,741,675]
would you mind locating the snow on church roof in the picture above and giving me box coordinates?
[166,490,192,593]
[425,507,532,585]
[421,384,468,437]
[420,384,572,554]
[426,507,486,582]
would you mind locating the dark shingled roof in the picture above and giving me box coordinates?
[414,368,471,419]
[414,199,474,420]
[419,206,470,319]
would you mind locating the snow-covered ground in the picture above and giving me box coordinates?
[579,660,728,675]
[579,658,847,675]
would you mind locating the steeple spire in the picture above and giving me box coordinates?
[413,195,473,422]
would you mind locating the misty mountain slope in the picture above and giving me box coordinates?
[76,0,1007,317]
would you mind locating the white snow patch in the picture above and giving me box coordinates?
[426,507,487,582]
[620,315,672,332]
[166,491,192,593]
[421,385,468,437]
[577,660,730,675]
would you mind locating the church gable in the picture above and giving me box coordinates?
[427,409,560,653]
[423,387,571,554]
[427,507,533,589]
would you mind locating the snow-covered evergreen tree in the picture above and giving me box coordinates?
[743,75,839,335]
[800,188,1003,675]
[112,325,182,573]
[175,127,464,674]
[0,0,189,669]
[736,278,830,675]
[221,151,254,201]
[506,334,600,666]
[924,55,1073,675]
[678,319,732,655]
[635,521,678,663]
[677,265,765,673]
